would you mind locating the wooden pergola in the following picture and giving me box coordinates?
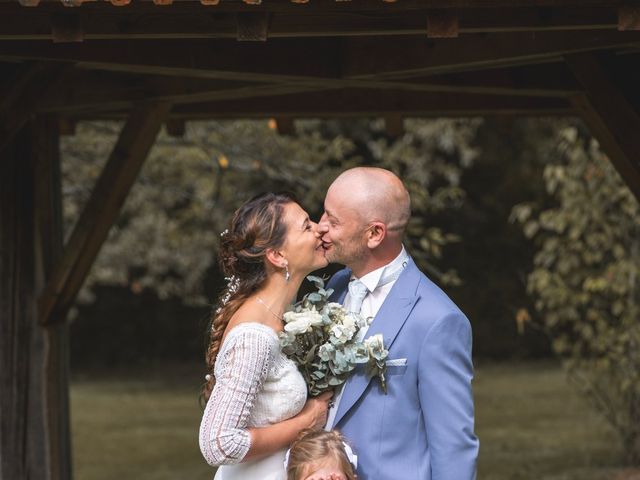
[1,1,640,478]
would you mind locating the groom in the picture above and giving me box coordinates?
[319,167,479,480]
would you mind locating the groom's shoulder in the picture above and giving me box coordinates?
[326,267,351,291]
[410,262,466,316]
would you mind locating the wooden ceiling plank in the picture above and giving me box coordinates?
[1,0,636,13]
[37,101,171,325]
[0,6,622,40]
[343,30,640,80]
[565,52,640,200]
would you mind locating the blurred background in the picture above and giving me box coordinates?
[63,117,639,479]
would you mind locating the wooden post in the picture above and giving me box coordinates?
[0,116,70,480]
[0,63,67,153]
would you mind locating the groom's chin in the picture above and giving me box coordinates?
[323,249,340,265]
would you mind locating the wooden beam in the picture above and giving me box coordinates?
[0,1,633,16]
[31,115,71,480]
[427,10,459,38]
[565,52,640,200]
[385,114,404,137]
[37,71,269,113]
[618,6,640,31]
[163,88,576,118]
[343,31,640,80]
[50,11,84,43]
[38,102,171,325]
[1,30,638,85]
[58,117,76,135]
[165,118,185,137]
[1,127,37,480]
[0,62,67,153]
[0,38,341,82]
[0,6,623,40]
[34,62,583,116]
[236,12,270,41]
[273,117,295,135]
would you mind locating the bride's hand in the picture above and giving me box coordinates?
[299,391,333,430]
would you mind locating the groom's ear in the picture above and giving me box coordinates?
[366,222,386,249]
[265,248,286,269]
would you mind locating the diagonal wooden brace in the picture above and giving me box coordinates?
[38,101,171,326]
[565,53,640,201]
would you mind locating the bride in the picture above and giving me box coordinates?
[199,192,332,480]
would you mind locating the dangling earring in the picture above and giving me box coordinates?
[284,263,290,283]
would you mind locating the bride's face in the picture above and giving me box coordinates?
[281,202,328,276]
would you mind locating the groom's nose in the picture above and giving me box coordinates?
[317,214,329,234]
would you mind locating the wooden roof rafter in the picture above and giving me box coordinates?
[0,5,633,40]
[1,30,639,81]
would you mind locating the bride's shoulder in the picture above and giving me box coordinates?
[222,321,280,345]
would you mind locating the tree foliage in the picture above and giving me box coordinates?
[512,125,640,464]
[60,118,479,306]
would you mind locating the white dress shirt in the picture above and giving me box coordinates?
[325,246,409,429]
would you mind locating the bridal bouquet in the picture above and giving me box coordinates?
[279,276,389,397]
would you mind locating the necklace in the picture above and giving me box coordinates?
[256,296,283,321]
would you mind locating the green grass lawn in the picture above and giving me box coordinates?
[71,361,626,480]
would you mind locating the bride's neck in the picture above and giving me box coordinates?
[254,275,302,314]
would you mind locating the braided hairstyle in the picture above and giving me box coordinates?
[202,192,295,402]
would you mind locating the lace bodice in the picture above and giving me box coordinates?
[199,322,307,467]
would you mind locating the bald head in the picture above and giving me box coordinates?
[328,167,411,234]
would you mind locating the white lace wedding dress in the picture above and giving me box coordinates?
[199,322,307,480]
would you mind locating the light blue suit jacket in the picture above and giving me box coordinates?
[327,257,479,480]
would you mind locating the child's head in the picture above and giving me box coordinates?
[286,429,357,480]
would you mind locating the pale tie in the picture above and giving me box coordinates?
[348,279,369,315]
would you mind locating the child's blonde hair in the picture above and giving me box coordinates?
[286,429,357,480]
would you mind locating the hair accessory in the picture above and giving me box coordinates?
[215,275,240,314]
[343,442,358,469]
[220,228,229,237]
[205,374,212,382]
[283,440,357,470]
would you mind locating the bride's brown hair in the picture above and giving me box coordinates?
[202,192,295,402]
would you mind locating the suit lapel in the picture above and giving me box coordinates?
[333,260,421,426]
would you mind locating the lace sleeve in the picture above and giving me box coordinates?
[199,324,277,466]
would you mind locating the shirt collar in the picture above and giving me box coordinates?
[352,245,409,293]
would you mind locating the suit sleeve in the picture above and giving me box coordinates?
[418,311,479,480]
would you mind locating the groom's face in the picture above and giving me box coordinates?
[319,188,369,267]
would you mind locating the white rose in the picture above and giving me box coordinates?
[284,310,323,335]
